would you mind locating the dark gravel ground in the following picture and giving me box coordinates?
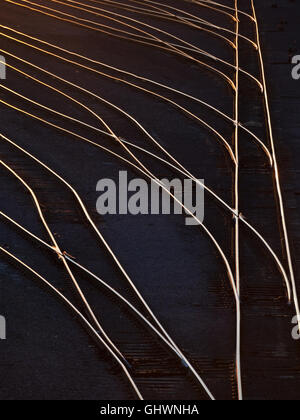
[0,0,300,400]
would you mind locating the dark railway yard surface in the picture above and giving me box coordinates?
[0,0,300,400]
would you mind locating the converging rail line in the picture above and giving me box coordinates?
[0,0,297,400]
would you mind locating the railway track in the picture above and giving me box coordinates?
[0,0,299,400]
